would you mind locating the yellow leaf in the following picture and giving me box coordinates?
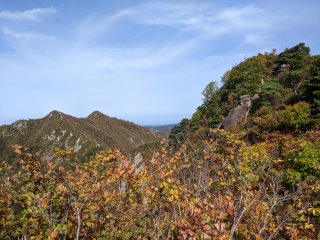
[168,196,174,202]
[14,148,22,154]
[167,178,174,183]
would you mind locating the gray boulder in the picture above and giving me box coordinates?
[119,153,145,193]
[221,94,259,129]
[132,153,145,174]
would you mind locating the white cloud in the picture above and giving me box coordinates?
[0,7,56,21]
[2,28,56,41]
[74,2,282,44]
[68,2,277,71]
[76,9,133,40]
[96,38,202,70]
[114,3,275,37]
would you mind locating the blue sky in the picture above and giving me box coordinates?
[0,0,319,125]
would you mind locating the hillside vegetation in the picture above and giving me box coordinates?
[0,110,163,164]
[0,43,319,239]
[169,43,319,149]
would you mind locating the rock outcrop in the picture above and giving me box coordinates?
[132,153,145,174]
[220,94,259,129]
[119,153,145,193]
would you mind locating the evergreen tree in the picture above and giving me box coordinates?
[168,118,190,149]
[276,43,311,95]
[303,55,320,122]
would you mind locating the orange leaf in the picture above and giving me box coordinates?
[51,230,58,238]
[40,200,48,207]
[12,144,22,154]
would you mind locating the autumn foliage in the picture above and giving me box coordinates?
[1,126,319,239]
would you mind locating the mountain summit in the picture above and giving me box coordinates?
[0,111,164,163]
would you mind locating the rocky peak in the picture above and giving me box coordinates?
[46,110,65,119]
[13,120,28,132]
[87,111,108,119]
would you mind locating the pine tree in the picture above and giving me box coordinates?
[304,55,320,122]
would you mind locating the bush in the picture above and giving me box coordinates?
[282,101,311,130]
[285,141,320,185]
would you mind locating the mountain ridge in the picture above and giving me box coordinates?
[0,110,164,163]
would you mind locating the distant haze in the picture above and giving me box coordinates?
[1,0,319,125]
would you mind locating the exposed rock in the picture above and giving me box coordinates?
[13,121,27,132]
[221,94,259,129]
[221,106,247,129]
[119,181,127,193]
[120,153,145,193]
[252,93,260,101]
[132,153,145,174]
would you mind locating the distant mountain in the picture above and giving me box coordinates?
[0,110,164,163]
[145,124,176,136]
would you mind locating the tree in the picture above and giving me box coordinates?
[202,81,219,104]
[303,55,320,123]
[276,43,311,95]
[168,118,190,150]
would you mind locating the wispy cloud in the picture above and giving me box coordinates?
[0,7,56,21]
[76,10,133,41]
[98,3,276,38]
[69,2,275,71]
[74,2,282,47]
[96,38,202,70]
[2,28,56,41]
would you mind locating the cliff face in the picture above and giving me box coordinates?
[0,111,164,163]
